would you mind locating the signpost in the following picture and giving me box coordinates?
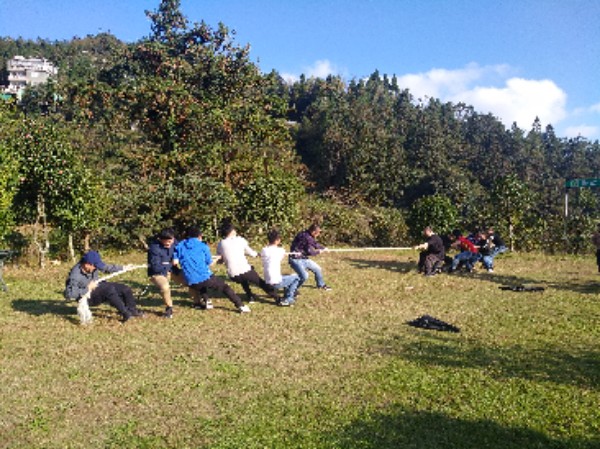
[565,178,600,188]
[564,178,600,217]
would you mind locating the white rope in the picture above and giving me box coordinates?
[324,247,413,253]
[78,264,147,325]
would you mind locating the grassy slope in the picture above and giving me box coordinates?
[0,250,598,449]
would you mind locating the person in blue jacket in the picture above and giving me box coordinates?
[147,228,201,319]
[173,226,250,313]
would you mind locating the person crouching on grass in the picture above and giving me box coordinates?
[174,226,250,313]
[64,251,142,322]
[147,227,202,319]
[289,223,332,292]
[217,222,280,304]
[414,226,445,277]
[261,229,301,306]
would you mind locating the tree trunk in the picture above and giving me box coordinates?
[83,232,91,252]
[33,195,50,268]
[68,233,76,262]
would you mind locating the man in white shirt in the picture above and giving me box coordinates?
[261,229,301,306]
[217,223,279,303]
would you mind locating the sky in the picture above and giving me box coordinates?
[1,0,599,140]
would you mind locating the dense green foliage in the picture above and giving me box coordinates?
[0,0,599,260]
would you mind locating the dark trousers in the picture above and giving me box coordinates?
[190,275,243,308]
[418,252,443,275]
[230,269,278,300]
[89,282,137,317]
[596,249,600,272]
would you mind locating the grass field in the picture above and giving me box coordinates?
[0,250,598,449]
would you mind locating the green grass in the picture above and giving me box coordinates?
[0,251,598,448]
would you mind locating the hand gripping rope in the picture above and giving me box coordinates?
[78,264,147,325]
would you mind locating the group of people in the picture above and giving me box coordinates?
[64,223,332,322]
[415,225,507,276]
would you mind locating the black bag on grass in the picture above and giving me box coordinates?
[407,315,460,333]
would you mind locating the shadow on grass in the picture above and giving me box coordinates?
[374,334,600,389]
[334,405,598,449]
[347,258,416,274]
[11,298,80,324]
[347,256,600,295]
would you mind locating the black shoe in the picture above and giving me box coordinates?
[192,300,213,310]
[121,312,132,323]
[164,307,173,319]
[319,285,332,291]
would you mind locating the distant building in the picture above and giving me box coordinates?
[3,56,58,99]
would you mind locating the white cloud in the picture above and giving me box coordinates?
[455,78,567,128]
[563,125,599,138]
[281,59,345,84]
[395,63,568,129]
[590,103,600,113]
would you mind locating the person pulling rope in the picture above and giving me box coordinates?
[77,264,147,324]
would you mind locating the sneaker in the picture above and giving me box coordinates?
[247,294,259,304]
[278,299,292,307]
[164,306,173,318]
[487,268,494,273]
[319,285,332,291]
[193,300,214,310]
[121,312,132,323]
[238,305,251,313]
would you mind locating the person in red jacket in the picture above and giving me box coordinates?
[449,229,480,273]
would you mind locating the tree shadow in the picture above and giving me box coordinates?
[372,333,599,389]
[347,258,416,274]
[333,405,598,449]
[466,271,600,296]
[347,256,600,295]
[11,298,80,325]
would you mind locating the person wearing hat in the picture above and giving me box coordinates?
[64,251,142,322]
[173,226,250,313]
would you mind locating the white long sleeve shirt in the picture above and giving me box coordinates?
[216,236,256,277]
[260,245,286,285]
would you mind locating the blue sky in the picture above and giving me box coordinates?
[1,0,599,140]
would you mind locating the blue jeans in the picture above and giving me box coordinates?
[289,258,325,288]
[482,246,507,269]
[452,251,480,271]
[270,274,300,302]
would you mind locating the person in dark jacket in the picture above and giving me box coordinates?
[64,251,141,322]
[148,228,200,318]
[289,224,332,292]
[482,226,508,272]
[173,226,249,313]
[414,226,445,276]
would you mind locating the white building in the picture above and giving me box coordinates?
[4,56,58,98]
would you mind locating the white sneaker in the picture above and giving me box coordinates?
[487,268,494,273]
[238,305,251,313]
[205,300,214,310]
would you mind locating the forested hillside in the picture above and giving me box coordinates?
[0,0,598,264]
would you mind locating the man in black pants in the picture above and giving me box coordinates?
[174,226,250,313]
[216,223,279,303]
[592,223,600,273]
[414,226,445,276]
[64,251,142,322]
